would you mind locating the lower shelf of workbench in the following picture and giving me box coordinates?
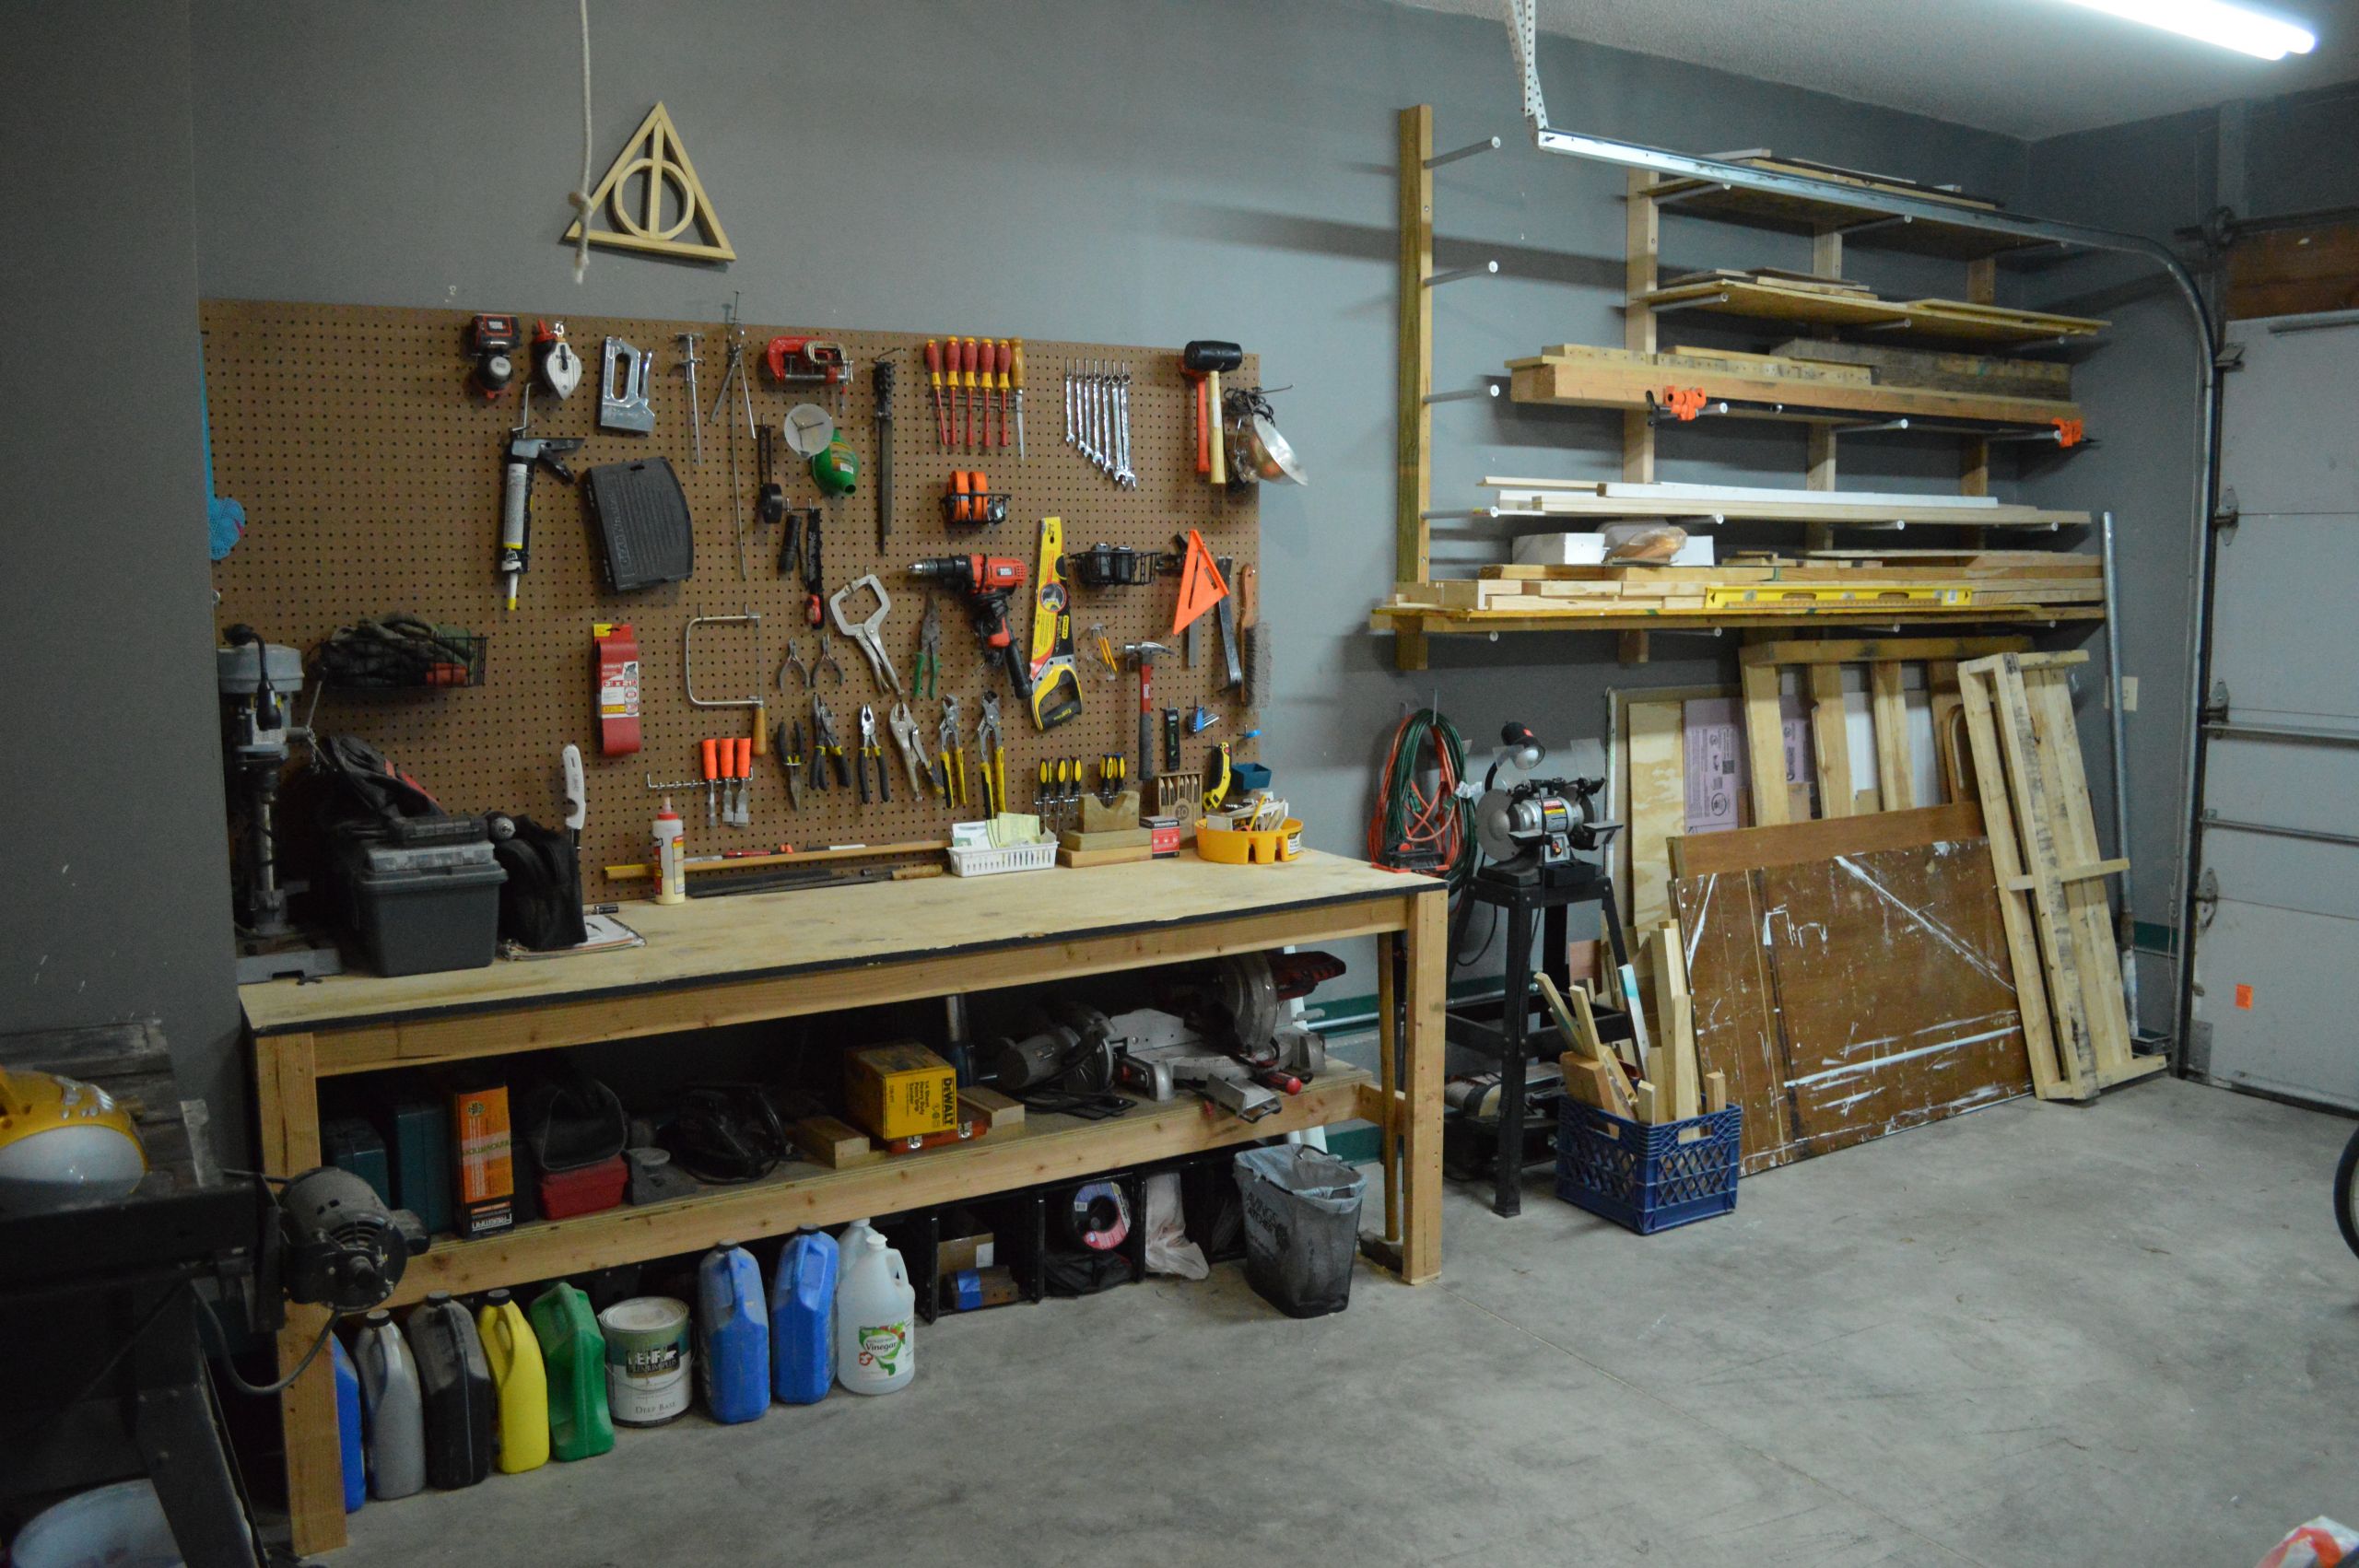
[381,1068,1377,1306]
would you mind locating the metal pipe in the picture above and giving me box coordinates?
[1425,261,1500,287]
[1425,135,1502,170]
[1504,8,2223,1071]
[2201,815,2359,851]
[2100,510,2140,1036]
[2202,720,2359,747]
[1424,384,1502,404]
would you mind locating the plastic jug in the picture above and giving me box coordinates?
[331,1334,366,1514]
[353,1310,425,1500]
[528,1281,615,1460]
[769,1226,839,1404]
[697,1240,770,1424]
[408,1292,494,1489]
[476,1288,549,1473]
[834,1231,915,1396]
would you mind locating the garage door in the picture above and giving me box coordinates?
[2193,314,2359,1110]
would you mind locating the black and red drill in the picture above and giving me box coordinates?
[906,555,1031,700]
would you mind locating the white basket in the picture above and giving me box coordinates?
[946,840,1058,878]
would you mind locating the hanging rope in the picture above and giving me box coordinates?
[570,0,593,284]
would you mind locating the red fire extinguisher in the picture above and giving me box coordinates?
[594,623,640,755]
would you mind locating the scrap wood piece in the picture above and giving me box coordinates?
[1671,802,1985,880]
[1673,837,2033,1175]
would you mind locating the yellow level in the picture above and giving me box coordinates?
[1704,585,1973,608]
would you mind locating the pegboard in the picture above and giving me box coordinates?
[203,300,1260,901]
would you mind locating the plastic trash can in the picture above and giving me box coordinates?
[1233,1144,1367,1318]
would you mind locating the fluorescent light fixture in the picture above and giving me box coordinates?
[2049,0,2318,59]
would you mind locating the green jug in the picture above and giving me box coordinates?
[526,1281,614,1461]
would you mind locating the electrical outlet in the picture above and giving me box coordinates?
[2105,675,2139,712]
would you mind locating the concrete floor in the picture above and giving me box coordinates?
[327,1078,2358,1568]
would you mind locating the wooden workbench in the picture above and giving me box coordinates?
[244,851,1447,1555]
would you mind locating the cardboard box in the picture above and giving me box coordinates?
[450,1083,514,1237]
[843,1043,957,1142]
[938,1228,997,1275]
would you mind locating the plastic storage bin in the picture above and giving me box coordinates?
[1554,1102,1742,1235]
[1194,816,1303,865]
[946,841,1057,877]
[334,818,506,976]
[1234,1144,1366,1318]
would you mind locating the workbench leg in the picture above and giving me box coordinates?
[1400,891,1447,1283]
[256,1033,344,1558]
[1492,905,1533,1218]
[1376,930,1402,1246]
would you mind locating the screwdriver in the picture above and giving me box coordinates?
[700,737,721,825]
[1010,340,1027,459]
[963,335,981,452]
[924,339,946,451]
[946,338,964,454]
[994,340,1013,451]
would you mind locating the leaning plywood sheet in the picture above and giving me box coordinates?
[1674,837,2033,1175]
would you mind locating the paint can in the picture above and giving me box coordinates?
[597,1295,691,1426]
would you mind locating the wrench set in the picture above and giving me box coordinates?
[1063,360,1136,487]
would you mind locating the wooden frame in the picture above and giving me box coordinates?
[249,853,1449,1554]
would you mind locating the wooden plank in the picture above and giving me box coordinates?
[2026,668,2135,1071]
[1484,490,2089,529]
[1626,698,1685,935]
[1655,920,1699,1120]
[1401,882,1447,1283]
[384,1070,1374,1306]
[1809,664,1852,819]
[1672,345,1876,383]
[1952,667,2061,1098]
[1637,278,2103,343]
[1771,337,2070,398]
[1870,661,1914,812]
[257,1032,343,1559]
[1970,656,2097,1099]
[1673,870,1789,1170]
[1740,664,1792,826]
[1398,106,1434,591]
[1670,802,1984,880]
[1370,604,2105,638]
[1740,635,2033,666]
[1543,339,1872,386]
[1376,928,1400,1245]
[1508,356,2083,428]
[1625,170,1658,484]
[2226,221,2359,322]
[246,850,1411,1040]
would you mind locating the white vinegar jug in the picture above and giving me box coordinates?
[833,1231,915,1395]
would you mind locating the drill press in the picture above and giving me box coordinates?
[218,627,342,983]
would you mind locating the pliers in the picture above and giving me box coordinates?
[887,702,930,797]
[775,718,806,811]
[977,694,1007,817]
[914,594,943,699]
[935,695,968,808]
[811,695,849,790]
[856,704,889,805]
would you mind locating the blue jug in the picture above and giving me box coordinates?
[698,1240,770,1423]
[768,1227,838,1404]
[331,1334,366,1514]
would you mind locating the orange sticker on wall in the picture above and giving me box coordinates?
[2235,983,2255,1011]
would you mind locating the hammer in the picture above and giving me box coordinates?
[1181,341,1242,486]
[1122,640,1172,781]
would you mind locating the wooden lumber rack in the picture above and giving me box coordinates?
[241,851,1449,1554]
[1383,105,2107,671]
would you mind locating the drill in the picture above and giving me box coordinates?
[499,433,582,610]
[907,556,1031,698]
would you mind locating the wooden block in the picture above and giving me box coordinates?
[1740,634,2032,668]
[1740,662,1791,827]
[1703,1071,1729,1114]
[1077,791,1142,833]
[1057,842,1154,869]
[1535,972,1587,1054]
[791,1116,883,1169]
[957,1087,1026,1136]
[1632,1079,1660,1125]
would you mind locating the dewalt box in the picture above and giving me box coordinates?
[844,1044,958,1142]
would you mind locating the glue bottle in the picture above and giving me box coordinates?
[653,799,686,905]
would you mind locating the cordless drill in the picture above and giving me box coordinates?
[906,556,1031,698]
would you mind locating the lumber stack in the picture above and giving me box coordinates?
[1506,344,2084,428]
[1539,931,1722,1129]
[1641,269,2106,346]
[1385,554,2102,615]
[1954,651,2165,1102]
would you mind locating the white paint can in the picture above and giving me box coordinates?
[598,1295,692,1426]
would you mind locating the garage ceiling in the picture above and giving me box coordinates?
[1390,0,2356,139]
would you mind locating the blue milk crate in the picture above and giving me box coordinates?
[1554,1101,1742,1235]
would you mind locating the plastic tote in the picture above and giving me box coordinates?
[769,1226,839,1404]
[697,1240,770,1423]
[1233,1143,1367,1318]
[1554,1102,1741,1235]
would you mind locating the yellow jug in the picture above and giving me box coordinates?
[476,1289,549,1473]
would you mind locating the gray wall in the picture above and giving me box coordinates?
[0,5,242,1143]
[185,0,2029,997]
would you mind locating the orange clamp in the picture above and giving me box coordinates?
[1661,386,1708,422]
[2051,417,2085,449]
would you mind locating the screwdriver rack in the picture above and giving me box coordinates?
[202,300,1261,901]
